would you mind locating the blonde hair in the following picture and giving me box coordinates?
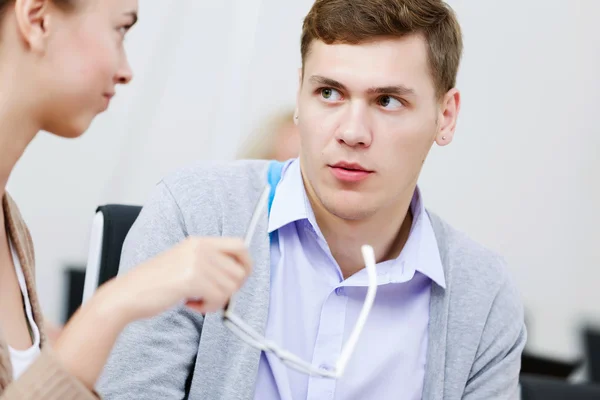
[237,109,296,160]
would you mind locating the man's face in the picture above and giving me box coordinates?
[297,35,458,221]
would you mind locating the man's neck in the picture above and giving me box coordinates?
[303,171,415,279]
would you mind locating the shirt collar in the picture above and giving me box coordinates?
[267,158,308,233]
[403,187,446,288]
[267,158,446,288]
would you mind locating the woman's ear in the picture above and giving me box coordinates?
[14,0,53,53]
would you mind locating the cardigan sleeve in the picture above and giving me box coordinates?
[1,195,101,399]
[0,348,100,400]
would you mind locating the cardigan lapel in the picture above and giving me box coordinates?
[2,194,47,347]
[422,211,451,400]
[189,190,272,399]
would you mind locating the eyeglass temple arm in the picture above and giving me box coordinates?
[334,245,377,376]
[224,185,271,315]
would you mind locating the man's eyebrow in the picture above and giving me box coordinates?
[309,75,348,92]
[367,85,415,97]
[309,75,415,96]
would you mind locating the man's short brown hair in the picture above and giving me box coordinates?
[301,0,463,98]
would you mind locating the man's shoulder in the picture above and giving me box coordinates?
[427,210,518,304]
[155,159,270,211]
[160,159,270,196]
[150,159,271,235]
[427,210,525,357]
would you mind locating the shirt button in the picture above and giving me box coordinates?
[319,363,332,371]
[335,287,345,296]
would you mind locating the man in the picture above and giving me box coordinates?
[98,0,526,399]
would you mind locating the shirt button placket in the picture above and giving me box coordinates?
[306,290,347,400]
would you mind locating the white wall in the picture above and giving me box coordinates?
[7,0,599,361]
[420,0,600,359]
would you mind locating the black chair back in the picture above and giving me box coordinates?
[95,204,142,286]
[520,374,600,399]
[585,327,600,384]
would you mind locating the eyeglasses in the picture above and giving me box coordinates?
[222,184,378,379]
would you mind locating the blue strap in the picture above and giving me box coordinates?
[267,160,284,243]
[267,160,285,215]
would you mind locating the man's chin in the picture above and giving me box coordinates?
[322,193,376,222]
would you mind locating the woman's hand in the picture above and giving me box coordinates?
[115,236,252,319]
[53,236,252,390]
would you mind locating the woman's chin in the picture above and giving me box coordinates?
[44,115,94,139]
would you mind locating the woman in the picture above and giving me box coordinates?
[0,0,252,398]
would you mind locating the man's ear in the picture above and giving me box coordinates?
[14,0,53,53]
[434,88,461,147]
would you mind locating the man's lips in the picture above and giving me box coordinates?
[329,161,372,172]
[328,162,373,182]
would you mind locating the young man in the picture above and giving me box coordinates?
[98,0,526,399]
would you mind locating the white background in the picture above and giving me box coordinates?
[7,0,599,360]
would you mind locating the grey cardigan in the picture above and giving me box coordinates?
[97,160,526,400]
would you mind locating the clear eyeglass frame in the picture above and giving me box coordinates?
[222,184,378,379]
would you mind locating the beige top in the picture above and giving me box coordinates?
[0,194,98,399]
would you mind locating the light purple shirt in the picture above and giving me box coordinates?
[254,159,446,400]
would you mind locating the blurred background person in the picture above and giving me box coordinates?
[237,108,300,161]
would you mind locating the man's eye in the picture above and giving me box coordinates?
[320,88,342,101]
[378,96,403,110]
